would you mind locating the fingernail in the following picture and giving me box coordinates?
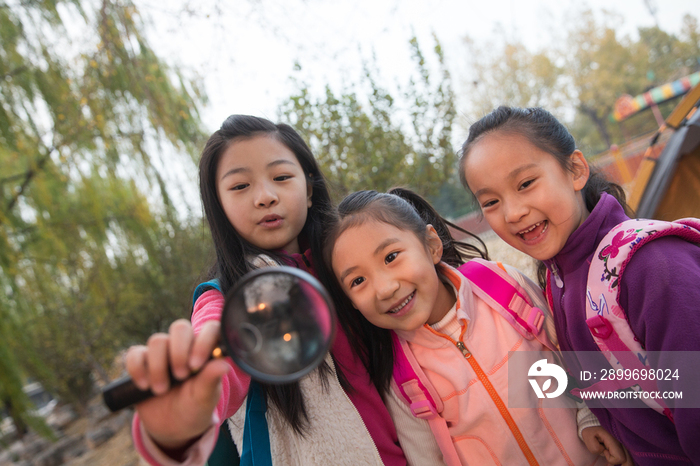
[174,367,190,380]
[189,355,204,371]
[152,381,168,395]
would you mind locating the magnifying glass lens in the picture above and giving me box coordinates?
[221,267,335,383]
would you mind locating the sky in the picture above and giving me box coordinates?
[139,0,700,133]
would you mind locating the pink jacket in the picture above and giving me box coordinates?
[395,264,605,466]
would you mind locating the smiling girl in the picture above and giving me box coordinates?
[459,106,700,465]
[325,188,622,466]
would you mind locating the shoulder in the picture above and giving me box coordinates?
[622,234,700,289]
[192,288,225,330]
[618,235,700,350]
[503,263,558,348]
[503,264,546,305]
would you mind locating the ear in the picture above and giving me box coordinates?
[306,175,313,208]
[425,225,444,265]
[570,150,590,192]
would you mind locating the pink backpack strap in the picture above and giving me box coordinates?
[459,259,556,352]
[581,217,700,420]
[390,332,462,466]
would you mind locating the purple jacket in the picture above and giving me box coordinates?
[544,193,700,465]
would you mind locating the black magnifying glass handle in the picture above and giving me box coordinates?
[102,375,159,412]
[102,347,225,412]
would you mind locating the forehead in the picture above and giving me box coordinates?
[464,132,558,185]
[333,219,419,258]
[217,135,302,174]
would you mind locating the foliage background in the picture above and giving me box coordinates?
[0,0,698,439]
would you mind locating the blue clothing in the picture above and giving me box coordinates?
[544,193,700,465]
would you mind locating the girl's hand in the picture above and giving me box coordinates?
[125,319,231,454]
[581,426,633,466]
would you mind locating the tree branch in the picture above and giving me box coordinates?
[4,147,56,216]
[2,65,29,79]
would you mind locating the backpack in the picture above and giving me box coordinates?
[390,259,555,466]
[556,218,700,421]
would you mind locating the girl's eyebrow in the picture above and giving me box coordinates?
[474,163,538,198]
[219,159,297,181]
[374,238,399,256]
[338,237,399,283]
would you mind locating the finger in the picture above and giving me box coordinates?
[605,442,625,464]
[125,345,149,390]
[602,450,614,464]
[147,332,171,395]
[189,320,221,372]
[189,358,231,406]
[169,319,194,381]
[586,435,604,455]
[622,446,634,466]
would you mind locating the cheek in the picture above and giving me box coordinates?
[483,210,505,231]
[351,301,378,325]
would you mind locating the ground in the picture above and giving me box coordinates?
[63,415,143,466]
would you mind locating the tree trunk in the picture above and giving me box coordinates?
[4,397,28,440]
[580,104,612,148]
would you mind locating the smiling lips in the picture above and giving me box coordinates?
[387,291,415,315]
[518,220,548,242]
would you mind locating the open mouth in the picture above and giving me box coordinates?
[259,215,282,225]
[518,220,548,241]
[387,291,415,314]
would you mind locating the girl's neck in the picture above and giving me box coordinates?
[427,278,457,325]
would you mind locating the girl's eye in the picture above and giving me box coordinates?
[230,183,249,191]
[519,179,535,190]
[274,175,292,182]
[385,252,398,264]
[480,197,499,209]
[350,277,365,288]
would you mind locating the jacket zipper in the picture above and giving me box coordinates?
[426,325,540,466]
[550,261,564,288]
[548,261,575,352]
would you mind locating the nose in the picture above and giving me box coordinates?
[503,198,528,224]
[375,274,400,301]
[254,182,278,207]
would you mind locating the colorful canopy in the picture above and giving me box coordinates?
[611,71,700,122]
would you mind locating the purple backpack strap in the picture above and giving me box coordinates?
[578,217,700,421]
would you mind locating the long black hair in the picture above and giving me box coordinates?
[323,188,488,397]
[199,114,337,434]
[457,106,633,287]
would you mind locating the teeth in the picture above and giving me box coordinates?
[388,292,415,314]
[519,221,544,236]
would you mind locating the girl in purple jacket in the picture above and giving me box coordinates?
[458,106,700,465]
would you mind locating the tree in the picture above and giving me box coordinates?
[459,9,700,154]
[462,33,565,120]
[279,35,470,216]
[1,0,208,421]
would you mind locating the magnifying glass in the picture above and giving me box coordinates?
[102,266,336,412]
